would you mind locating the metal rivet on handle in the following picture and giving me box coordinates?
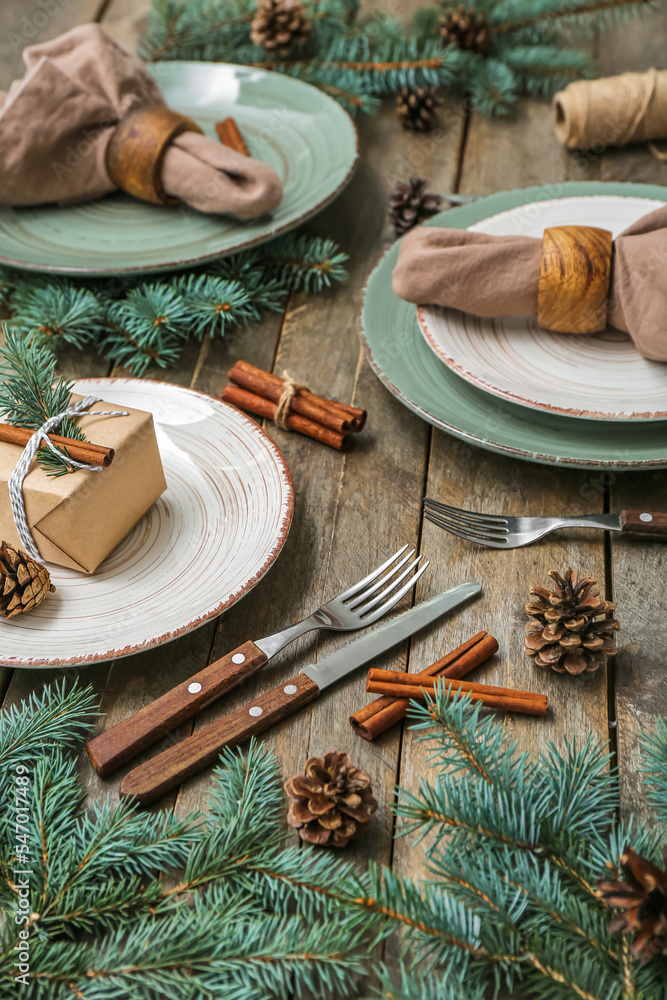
[188,682,202,694]
[284,684,297,695]
[232,653,246,664]
[249,706,263,717]
[640,513,654,522]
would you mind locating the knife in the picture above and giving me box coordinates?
[119,582,481,805]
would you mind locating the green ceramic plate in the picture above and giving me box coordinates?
[0,63,358,276]
[360,182,667,469]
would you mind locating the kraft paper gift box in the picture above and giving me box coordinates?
[0,397,167,573]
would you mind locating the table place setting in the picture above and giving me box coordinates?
[1,1,667,998]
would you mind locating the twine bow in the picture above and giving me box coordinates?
[274,371,307,430]
[8,396,128,561]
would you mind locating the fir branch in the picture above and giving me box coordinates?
[8,281,106,352]
[267,233,349,292]
[3,680,667,999]
[3,233,348,376]
[489,0,653,34]
[639,716,667,825]
[0,329,92,477]
[0,680,98,772]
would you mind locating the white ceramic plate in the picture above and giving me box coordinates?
[0,379,293,668]
[417,195,667,421]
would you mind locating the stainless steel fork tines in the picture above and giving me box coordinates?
[423,499,620,550]
[259,544,429,656]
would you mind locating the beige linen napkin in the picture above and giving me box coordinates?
[392,205,667,362]
[0,24,283,218]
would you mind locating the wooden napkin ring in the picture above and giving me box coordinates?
[106,105,204,206]
[537,225,613,334]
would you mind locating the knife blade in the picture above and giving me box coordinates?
[119,582,481,805]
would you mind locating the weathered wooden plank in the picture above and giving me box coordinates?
[172,99,463,878]
[392,97,609,883]
[595,10,667,824]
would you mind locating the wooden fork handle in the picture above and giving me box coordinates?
[620,511,667,536]
[86,641,268,777]
[119,673,320,806]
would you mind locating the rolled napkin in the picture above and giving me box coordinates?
[392,205,667,362]
[0,24,282,217]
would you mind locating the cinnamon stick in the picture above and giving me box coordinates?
[215,117,250,157]
[350,632,497,740]
[0,423,115,467]
[366,669,548,718]
[221,384,348,450]
[228,361,367,434]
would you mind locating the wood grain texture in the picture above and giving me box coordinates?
[392,94,610,888]
[537,225,612,334]
[620,510,667,536]
[87,640,269,776]
[0,4,665,969]
[119,672,320,805]
[597,8,667,828]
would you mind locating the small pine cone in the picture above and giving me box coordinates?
[0,541,55,618]
[598,847,667,964]
[396,85,443,132]
[524,567,620,676]
[439,5,492,55]
[285,751,378,848]
[388,177,444,237]
[250,0,311,57]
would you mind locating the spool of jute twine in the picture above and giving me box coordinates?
[554,68,667,156]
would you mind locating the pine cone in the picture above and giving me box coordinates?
[396,85,443,132]
[250,0,311,57]
[285,752,378,848]
[524,568,619,676]
[439,5,492,55]
[0,541,55,618]
[598,847,667,964]
[388,178,443,237]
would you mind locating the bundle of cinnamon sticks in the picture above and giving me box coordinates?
[222,361,367,450]
[350,631,548,740]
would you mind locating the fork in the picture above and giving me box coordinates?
[423,499,667,549]
[87,544,428,777]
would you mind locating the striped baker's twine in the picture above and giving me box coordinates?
[8,396,128,561]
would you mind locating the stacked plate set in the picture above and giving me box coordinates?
[360,183,667,470]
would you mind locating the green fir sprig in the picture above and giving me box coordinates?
[0,331,92,477]
[142,0,654,117]
[1,680,667,997]
[1,232,348,378]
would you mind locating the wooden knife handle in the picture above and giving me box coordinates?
[119,673,320,806]
[620,511,667,536]
[86,641,269,777]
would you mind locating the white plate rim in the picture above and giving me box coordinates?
[416,194,667,422]
[2,377,294,668]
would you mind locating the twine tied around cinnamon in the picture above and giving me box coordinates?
[8,396,128,561]
[274,372,307,431]
[554,68,667,155]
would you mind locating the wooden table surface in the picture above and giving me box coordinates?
[1,0,666,892]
